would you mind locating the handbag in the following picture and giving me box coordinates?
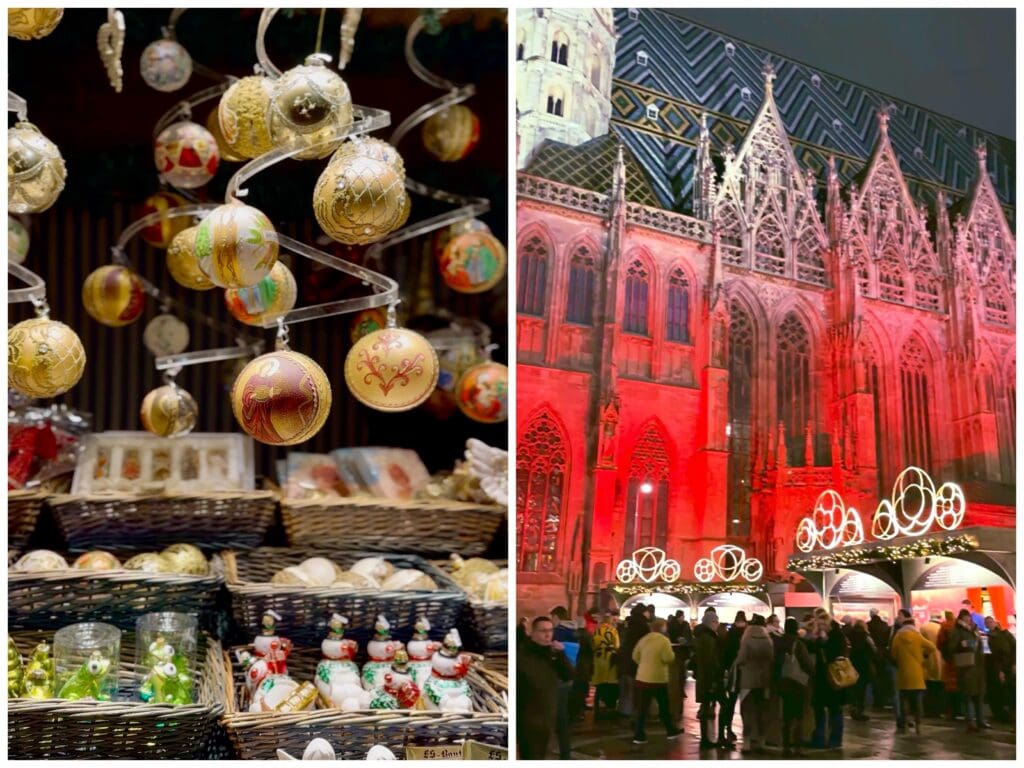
[826,656,859,689]
[953,651,976,668]
[781,647,809,687]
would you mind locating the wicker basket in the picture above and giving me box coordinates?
[8,629,226,759]
[433,559,509,652]
[9,556,226,634]
[9,489,46,550]
[222,549,468,648]
[49,491,278,553]
[280,497,505,556]
[219,644,508,760]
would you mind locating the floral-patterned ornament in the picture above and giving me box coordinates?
[153,120,219,190]
[194,201,279,289]
[8,8,63,40]
[455,361,508,423]
[344,327,439,412]
[139,39,192,93]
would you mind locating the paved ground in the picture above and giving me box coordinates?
[558,681,1016,760]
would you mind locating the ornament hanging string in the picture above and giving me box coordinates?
[164,8,230,84]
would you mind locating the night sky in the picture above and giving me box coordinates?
[670,8,1015,139]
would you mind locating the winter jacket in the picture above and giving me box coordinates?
[867,616,891,658]
[632,630,676,684]
[919,620,943,681]
[890,624,936,691]
[988,627,1016,673]
[811,621,850,707]
[773,633,813,695]
[948,620,986,696]
[517,638,574,728]
[848,623,876,678]
[737,624,774,691]
[591,621,620,686]
[693,624,722,703]
[618,614,650,677]
[937,619,959,692]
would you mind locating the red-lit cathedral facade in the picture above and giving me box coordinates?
[515,69,1016,617]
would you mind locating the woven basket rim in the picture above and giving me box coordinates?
[8,568,224,587]
[8,488,47,500]
[279,496,506,513]
[49,490,277,504]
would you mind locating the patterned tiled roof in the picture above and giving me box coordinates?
[537,8,1015,227]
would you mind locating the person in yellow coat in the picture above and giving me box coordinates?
[890,617,937,735]
[631,618,682,744]
[591,611,620,720]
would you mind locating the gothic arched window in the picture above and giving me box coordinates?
[727,300,754,538]
[754,214,786,276]
[899,336,934,472]
[666,268,690,343]
[550,31,569,65]
[878,257,906,303]
[517,233,548,316]
[516,411,568,573]
[623,259,650,335]
[984,281,1011,326]
[861,339,886,494]
[517,43,524,60]
[913,273,942,312]
[565,244,596,325]
[777,313,812,466]
[623,423,671,558]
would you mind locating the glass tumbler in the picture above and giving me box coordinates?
[135,612,198,704]
[53,621,121,701]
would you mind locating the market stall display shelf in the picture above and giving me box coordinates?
[9,489,47,549]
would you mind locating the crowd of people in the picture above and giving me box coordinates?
[516,600,1016,759]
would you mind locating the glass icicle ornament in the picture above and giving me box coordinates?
[194,201,279,289]
[8,316,87,398]
[8,122,67,214]
[269,54,354,160]
[153,120,219,190]
[140,38,192,93]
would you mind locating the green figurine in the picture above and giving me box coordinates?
[142,635,190,677]
[21,642,55,699]
[8,638,23,698]
[139,660,193,705]
[58,650,113,701]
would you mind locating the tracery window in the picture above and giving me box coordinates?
[776,313,812,466]
[795,224,826,286]
[718,202,744,266]
[863,341,886,494]
[899,336,934,472]
[550,31,569,65]
[727,300,754,538]
[623,259,650,335]
[517,233,548,316]
[913,273,942,312]
[623,423,670,558]
[516,411,568,573]
[878,258,906,304]
[565,244,596,325]
[984,282,1011,326]
[666,268,690,343]
[753,214,786,276]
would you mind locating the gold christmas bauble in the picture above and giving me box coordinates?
[205,108,246,163]
[330,137,406,179]
[154,120,219,189]
[194,201,279,289]
[82,265,146,327]
[269,54,353,160]
[161,543,209,576]
[123,553,172,574]
[166,225,214,290]
[344,327,439,412]
[72,551,121,571]
[439,230,506,294]
[421,105,480,162]
[8,122,67,214]
[139,191,190,248]
[350,307,388,343]
[224,261,297,326]
[217,75,275,160]
[8,8,63,40]
[231,349,332,446]
[140,39,192,93]
[143,314,190,357]
[8,317,86,398]
[9,214,30,263]
[313,154,408,245]
[455,361,508,424]
[140,383,198,437]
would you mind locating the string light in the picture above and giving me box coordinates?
[694,544,763,583]
[615,547,681,584]
[787,533,979,571]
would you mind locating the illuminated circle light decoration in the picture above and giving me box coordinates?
[795,489,866,553]
[693,545,763,583]
[871,466,965,541]
[615,547,681,585]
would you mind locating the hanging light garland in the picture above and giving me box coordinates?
[787,533,980,572]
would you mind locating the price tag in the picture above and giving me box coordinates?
[405,745,464,760]
[463,741,508,760]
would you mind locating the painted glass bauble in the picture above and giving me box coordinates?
[139,190,189,248]
[439,230,506,294]
[349,307,388,344]
[224,261,297,326]
[82,265,145,327]
[153,120,219,189]
[7,317,86,398]
[330,137,406,178]
[8,215,30,263]
[166,225,215,290]
[205,108,245,163]
[139,39,192,93]
[421,105,479,162]
[433,217,489,258]
[421,331,480,420]
[344,327,439,412]
[143,314,190,357]
[269,54,353,160]
[313,154,408,245]
[194,201,278,289]
[13,550,68,572]
[161,543,209,575]
[72,551,121,570]
[231,349,332,446]
[217,75,275,160]
[8,122,67,214]
[455,361,508,424]
[8,8,63,40]
[123,553,172,573]
[140,383,198,438]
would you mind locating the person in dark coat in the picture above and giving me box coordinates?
[985,616,1015,722]
[847,619,875,720]
[774,617,814,757]
[810,613,850,749]
[670,610,693,699]
[737,615,774,753]
[518,616,574,760]
[693,611,722,750]
[617,605,649,717]
[550,606,582,758]
[948,609,989,732]
[716,611,747,747]
[867,609,892,709]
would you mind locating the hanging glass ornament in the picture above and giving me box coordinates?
[439,229,506,294]
[8,122,67,214]
[205,108,245,163]
[82,265,146,327]
[8,316,86,399]
[194,201,279,289]
[433,217,489,258]
[8,8,63,40]
[344,327,439,412]
[153,120,219,189]
[139,190,189,248]
[350,306,388,343]
[269,54,354,160]
[313,153,408,245]
[455,361,508,424]
[166,225,215,290]
[140,383,198,437]
[422,328,482,420]
[224,261,298,326]
[143,314,190,357]
[140,39,192,93]
[8,215,30,263]
[217,75,275,160]
[421,105,479,162]
[231,349,332,446]
[330,136,406,177]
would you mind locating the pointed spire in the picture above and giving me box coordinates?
[975,142,987,168]
[762,57,776,94]
[825,155,842,246]
[695,112,716,221]
[877,108,889,136]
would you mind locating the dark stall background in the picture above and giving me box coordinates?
[8,8,509,479]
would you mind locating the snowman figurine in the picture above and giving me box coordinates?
[369,649,421,710]
[422,628,473,713]
[406,615,439,689]
[240,620,305,714]
[361,614,404,691]
[316,613,371,711]
[255,610,293,668]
